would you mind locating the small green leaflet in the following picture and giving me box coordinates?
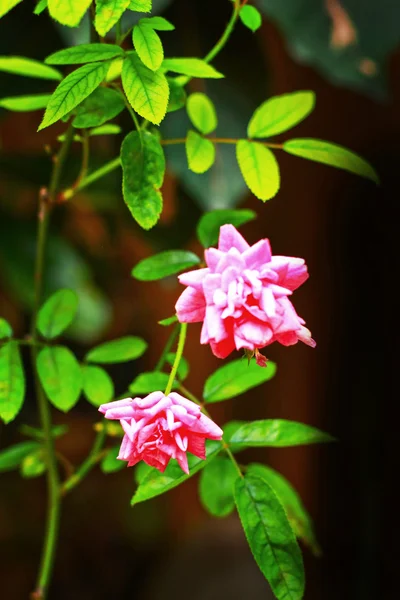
[230,419,335,447]
[167,79,186,112]
[38,62,109,131]
[203,358,277,403]
[186,130,216,174]
[222,420,248,453]
[122,53,169,124]
[140,16,174,30]
[34,0,48,15]
[247,463,321,556]
[101,445,125,473]
[248,91,315,139]
[133,22,164,71]
[129,371,171,395]
[89,124,121,136]
[20,450,46,478]
[197,208,256,248]
[37,289,78,339]
[45,44,124,65]
[162,58,224,79]
[0,94,51,112]
[0,318,13,339]
[0,341,25,424]
[236,140,280,201]
[129,0,151,11]
[239,5,262,32]
[234,474,305,600]
[158,315,178,327]
[0,0,23,19]
[132,249,200,281]
[72,87,125,128]
[283,138,379,183]
[94,0,132,37]
[82,364,114,407]
[132,439,222,504]
[48,0,92,27]
[86,336,148,363]
[0,441,41,473]
[199,456,239,517]
[186,92,217,134]
[121,131,166,229]
[37,346,82,412]
[0,56,61,80]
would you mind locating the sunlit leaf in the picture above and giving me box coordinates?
[129,371,171,394]
[248,91,315,138]
[167,78,186,112]
[72,87,125,128]
[239,5,262,32]
[185,130,215,174]
[0,441,41,473]
[86,336,147,363]
[140,16,174,30]
[133,22,164,71]
[34,0,47,15]
[89,123,122,135]
[187,92,217,134]
[129,0,151,11]
[162,58,224,79]
[0,56,61,80]
[48,0,92,27]
[236,140,280,201]
[0,342,25,424]
[82,364,114,407]
[37,289,78,339]
[199,456,239,517]
[0,94,51,112]
[0,0,23,18]
[37,346,82,412]
[45,43,124,65]
[95,0,132,37]
[197,208,256,248]
[230,419,335,447]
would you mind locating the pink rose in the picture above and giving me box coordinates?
[175,224,315,359]
[99,392,223,474]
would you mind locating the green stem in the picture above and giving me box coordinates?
[61,428,107,495]
[164,323,187,396]
[155,324,179,372]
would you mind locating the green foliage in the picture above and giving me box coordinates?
[48,0,92,27]
[0,0,23,18]
[203,358,277,403]
[94,0,132,37]
[20,423,68,440]
[158,315,178,327]
[247,463,320,555]
[34,0,48,15]
[239,5,262,33]
[0,94,51,112]
[0,318,13,339]
[20,450,46,478]
[197,209,256,247]
[0,56,61,80]
[133,22,164,71]
[140,16,174,31]
[121,131,166,229]
[89,123,122,135]
[230,419,335,447]
[0,341,25,424]
[166,353,189,380]
[185,131,216,174]
[132,439,222,504]
[37,289,79,339]
[283,138,379,183]
[129,0,151,10]
[0,441,41,473]
[248,91,315,139]
[132,249,200,281]
[82,365,114,407]
[234,474,305,600]
[236,140,280,201]
[162,58,224,79]
[37,346,82,412]
[101,445,126,473]
[72,87,125,128]
[86,336,147,363]
[38,62,110,130]
[167,79,186,112]
[129,371,171,394]
[122,53,169,124]
[199,456,239,517]
[45,44,124,65]
[186,92,217,134]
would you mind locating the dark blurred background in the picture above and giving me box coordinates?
[0,0,398,598]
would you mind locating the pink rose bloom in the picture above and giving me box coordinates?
[99,391,223,474]
[175,224,315,359]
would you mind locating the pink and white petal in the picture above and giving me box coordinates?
[269,256,309,290]
[175,449,189,474]
[98,397,132,414]
[203,273,222,304]
[118,434,134,460]
[205,248,224,270]
[191,413,223,439]
[135,391,165,409]
[135,397,171,419]
[178,268,210,290]
[137,421,159,446]
[168,392,201,415]
[234,319,273,350]
[209,335,236,359]
[242,239,272,269]
[175,287,206,323]
[275,331,298,346]
[103,405,136,420]
[221,266,240,292]
[296,326,316,348]
[205,305,228,343]
[187,434,206,460]
[215,248,245,274]
[260,287,277,318]
[218,224,250,253]
[142,451,170,472]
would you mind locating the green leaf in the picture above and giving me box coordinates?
[95,0,132,37]
[37,289,79,339]
[129,371,171,395]
[0,342,25,424]
[236,140,280,201]
[48,0,92,27]
[134,460,153,484]
[140,16,174,30]
[203,358,277,403]
[167,78,186,112]
[247,463,321,556]
[199,456,239,517]
[0,94,51,112]
[38,62,109,131]
[0,56,62,80]
[222,419,248,453]
[162,58,224,79]
[186,92,217,134]
[101,445,126,473]
[121,130,166,229]
[185,130,216,174]
[129,0,151,11]
[283,138,379,183]
[132,439,222,504]
[166,352,189,381]
[234,474,305,600]
[20,450,46,478]
[122,53,169,124]
[19,423,68,441]
[239,5,262,32]
[197,208,256,248]
[72,87,125,128]
[158,315,178,327]
[36,346,82,412]
[248,91,315,139]
[132,249,200,281]
[45,44,124,65]
[34,0,48,15]
[86,336,147,363]
[0,318,13,340]
[89,123,122,136]
[82,364,114,407]
[133,23,164,71]
[0,441,41,473]
[230,419,335,447]
[0,0,23,18]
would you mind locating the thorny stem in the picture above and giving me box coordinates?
[164,323,187,396]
